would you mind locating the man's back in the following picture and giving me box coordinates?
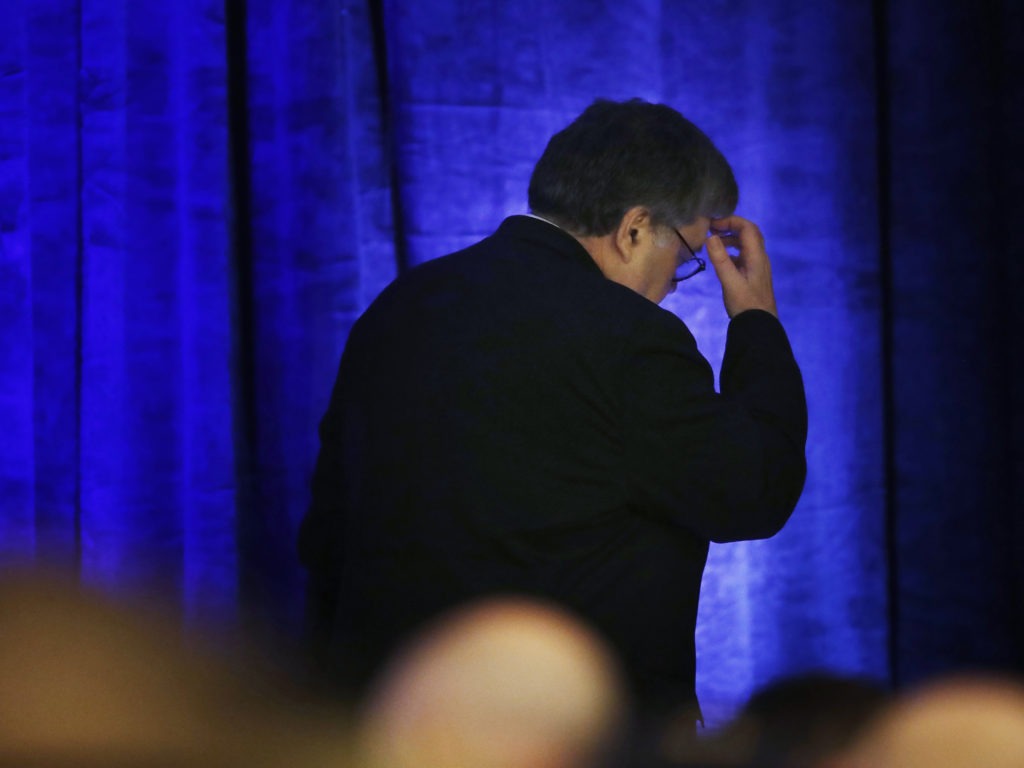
[299,215,806,712]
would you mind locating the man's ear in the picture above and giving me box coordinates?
[614,206,653,263]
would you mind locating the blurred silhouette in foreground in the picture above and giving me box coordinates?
[355,596,627,768]
[838,674,1024,768]
[691,672,890,767]
[0,569,351,767]
[26,570,1024,768]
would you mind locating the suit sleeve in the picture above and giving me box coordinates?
[298,305,377,579]
[297,339,357,654]
[621,308,807,543]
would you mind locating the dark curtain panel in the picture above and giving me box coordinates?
[885,0,1024,684]
[0,0,1020,724]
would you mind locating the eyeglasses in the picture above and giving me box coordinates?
[670,228,706,283]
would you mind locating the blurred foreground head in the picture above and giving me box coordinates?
[0,571,350,767]
[699,672,889,767]
[841,674,1024,768]
[356,596,626,768]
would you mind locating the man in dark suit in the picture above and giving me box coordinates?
[298,98,807,728]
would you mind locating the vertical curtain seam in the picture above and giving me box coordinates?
[370,0,408,274]
[873,0,899,691]
[225,0,257,609]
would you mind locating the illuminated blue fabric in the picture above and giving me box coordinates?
[0,0,1020,724]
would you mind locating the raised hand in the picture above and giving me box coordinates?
[705,215,778,319]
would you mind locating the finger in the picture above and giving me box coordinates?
[710,214,754,233]
[706,234,737,278]
[712,218,769,275]
[707,235,746,318]
[710,215,763,253]
[709,234,741,250]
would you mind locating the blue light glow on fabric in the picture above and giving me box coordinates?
[1,0,1020,726]
[3,0,239,625]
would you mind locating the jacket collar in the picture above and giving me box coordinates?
[492,215,604,277]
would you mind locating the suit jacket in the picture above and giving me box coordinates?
[299,215,807,713]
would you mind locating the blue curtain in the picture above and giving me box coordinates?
[1,0,1020,725]
[2,0,238,627]
[237,0,397,637]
